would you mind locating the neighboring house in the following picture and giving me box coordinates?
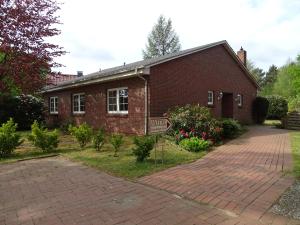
[42,40,258,135]
[46,72,81,86]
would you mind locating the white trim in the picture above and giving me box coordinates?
[73,93,85,114]
[107,87,128,114]
[207,91,214,105]
[237,94,243,107]
[49,96,58,114]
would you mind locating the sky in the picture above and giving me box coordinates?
[51,0,300,75]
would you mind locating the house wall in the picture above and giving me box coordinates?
[44,77,146,135]
[149,45,257,124]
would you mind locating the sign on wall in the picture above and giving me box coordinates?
[149,117,172,134]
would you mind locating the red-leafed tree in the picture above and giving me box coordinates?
[0,0,65,95]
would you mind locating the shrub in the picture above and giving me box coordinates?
[179,137,210,152]
[0,118,23,157]
[168,105,211,132]
[252,97,269,124]
[132,136,155,162]
[68,123,93,148]
[169,105,223,143]
[28,121,59,152]
[266,95,288,119]
[0,94,44,130]
[93,128,105,151]
[110,134,124,157]
[221,119,242,138]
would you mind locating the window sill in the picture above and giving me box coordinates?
[50,112,58,115]
[106,113,128,118]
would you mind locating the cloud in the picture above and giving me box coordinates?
[51,0,300,74]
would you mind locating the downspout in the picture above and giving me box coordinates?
[136,68,148,135]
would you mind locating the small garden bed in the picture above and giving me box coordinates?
[0,130,206,179]
[0,105,244,179]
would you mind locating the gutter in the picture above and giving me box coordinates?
[136,67,149,135]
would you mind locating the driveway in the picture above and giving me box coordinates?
[0,126,298,225]
[0,157,233,225]
[140,126,297,224]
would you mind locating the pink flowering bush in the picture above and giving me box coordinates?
[169,105,223,144]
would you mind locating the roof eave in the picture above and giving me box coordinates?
[42,67,149,94]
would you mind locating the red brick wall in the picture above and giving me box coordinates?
[149,45,257,124]
[44,77,146,135]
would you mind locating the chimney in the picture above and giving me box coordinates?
[237,47,247,67]
[77,71,83,77]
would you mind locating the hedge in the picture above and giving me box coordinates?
[0,94,45,130]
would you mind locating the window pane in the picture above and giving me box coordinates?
[108,90,117,112]
[54,98,58,112]
[73,95,79,112]
[80,94,85,112]
[109,104,117,111]
[109,90,117,98]
[50,99,54,112]
[208,92,213,104]
[119,89,128,111]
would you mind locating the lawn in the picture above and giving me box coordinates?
[291,131,300,178]
[0,131,206,179]
[264,119,282,127]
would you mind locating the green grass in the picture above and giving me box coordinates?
[264,119,282,126]
[291,131,300,178]
[1,131,206,179]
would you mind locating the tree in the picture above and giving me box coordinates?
[265,65,278,85]
[0,0,65,95]
[259,65,278,96]
[247,59,265,87]
[142,15,181,59]
[271,55,300,111]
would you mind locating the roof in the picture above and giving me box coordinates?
[43,40,258,93]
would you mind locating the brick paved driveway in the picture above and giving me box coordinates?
[0,157,234,225]
[0,126,298,225]
[140,126,298,224]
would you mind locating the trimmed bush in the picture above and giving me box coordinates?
[266,95,288,119]
[0,94,44,130]
[221,119,242,138]
[0,118,23,157]
[110,134,124,157]
[132,136,155,162]
[68,123,93,148]
[28,121,59,152]
[93,128,105,151]
[252,97,269,124]
[179,137,210,152]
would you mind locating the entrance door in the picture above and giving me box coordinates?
[222,93,233,118]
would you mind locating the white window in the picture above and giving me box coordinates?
[107,87,128,114]
[49,97,58,114]
[237,94,243,107]
[208,91,214,105]
[73,93,85,113]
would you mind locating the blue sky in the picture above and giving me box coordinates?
[52,0,300,75]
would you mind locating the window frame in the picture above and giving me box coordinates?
[73,93,85,114]
[237,94,243,107]
[207,91,214,106]
[107,87,128,114]
[49,96,58,114]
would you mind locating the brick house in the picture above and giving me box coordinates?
[42,40,258,135]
